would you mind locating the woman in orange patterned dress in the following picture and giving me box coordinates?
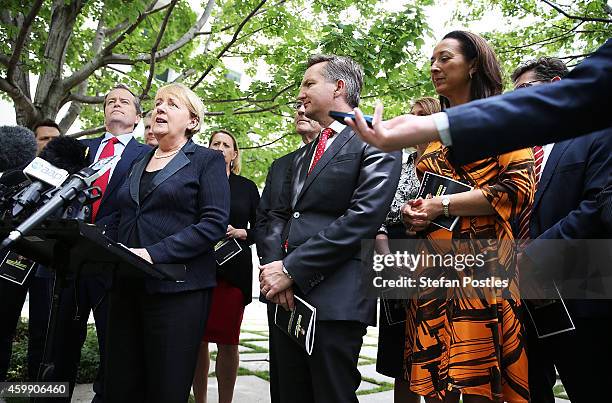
[401,31,535,402]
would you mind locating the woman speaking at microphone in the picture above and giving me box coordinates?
[103,83,230,402]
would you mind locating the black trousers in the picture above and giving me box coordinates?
[0,275,51,381]
[267,303,280,403]
[272,319,366,403]
[49,275,108,402]
[525,313,612,403]
[104,280,212,403]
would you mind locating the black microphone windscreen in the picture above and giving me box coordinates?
[38,136,88,174]
[0,170,28,187]
[0,126,37,172]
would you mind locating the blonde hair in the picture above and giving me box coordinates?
[410,96,441,116]
[209,129,241,175]
[155,83,204,138]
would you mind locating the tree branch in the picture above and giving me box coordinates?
[140,0,179,100]
[61,0,159,91]
[541,0,612,23]
[95,0,216,68]
[558,52,593,60]
[203,83,296,104]
[0,53,10,67]
[7,0,43,83]
[67,125,106,138]
[191,0,268,90]
[241,132,291,149]
[0,76,37,121]
[67,93,105,104]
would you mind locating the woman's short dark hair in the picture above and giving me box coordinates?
[439,30,503,109]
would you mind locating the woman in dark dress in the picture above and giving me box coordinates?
[375,97,440,403]
[104,83,230,402]
[193,130,260,403]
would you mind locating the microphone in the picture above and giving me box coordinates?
[11,158,69,216]
[1,154,119,250]
[0,126,37,173]
[10,137,88,216]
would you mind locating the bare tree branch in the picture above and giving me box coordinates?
[500,20,585,53]
[7,0,43,83]
[67,93,105,104]
[0,53,10,67]
[558,52,593,60]
[203,83,296,104]
[67,0,215,91]
[104,0,215,65]
[67,125,106,138]
[191,0,268,90]
[241,132,291,149]
[61,0,158,91]
[541,0,612,23]
[140,0,179,100]
[0,76,37,121]
[59,9,109,133]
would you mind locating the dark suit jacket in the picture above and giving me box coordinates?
[268,127,401,325]
[217,173,259,305]
[525,129,612,318]
[114,140,230,294]
[447,39,612,165]
[255,149,300,264]
[80,135,150,223]
[600,173,612,234]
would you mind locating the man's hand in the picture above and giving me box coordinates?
[271,288,295,311]
[130,248,153,264]
[226,224,247,240]
[259,260,294,300]
[344,103,439,152]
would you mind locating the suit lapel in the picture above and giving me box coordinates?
[141,142,193,203]
[104,138,141,202]
[129,150,150,205]
[293,127,355,206]
[291,142,316,208]
[533,141,571,211]
[85,136,103,164]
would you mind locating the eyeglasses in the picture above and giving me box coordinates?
[515,80,546,89]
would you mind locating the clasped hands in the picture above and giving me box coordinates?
[401,196,444,236]
[259,260,295,310]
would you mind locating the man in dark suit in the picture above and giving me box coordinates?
[511,57,612,403]
[51,84,150,402]
[346,38,611,165]
[259,54,401,402]
[255,101,320,403]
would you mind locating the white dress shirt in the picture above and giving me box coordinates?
[93,132,134,178]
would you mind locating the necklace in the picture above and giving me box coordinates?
[153,143,185,159]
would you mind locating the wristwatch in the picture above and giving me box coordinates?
[441,197,451,218]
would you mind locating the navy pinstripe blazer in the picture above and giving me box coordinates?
[114,140,230,293]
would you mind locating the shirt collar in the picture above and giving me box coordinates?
[103,132,133,146]
[327,120,346,135]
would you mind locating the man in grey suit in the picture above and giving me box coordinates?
[259,54,401,402]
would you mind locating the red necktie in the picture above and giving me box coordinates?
[517,145,545,244]
[308,128,334,175]
[91,137,119,222]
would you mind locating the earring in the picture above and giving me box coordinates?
[469,71,473,80]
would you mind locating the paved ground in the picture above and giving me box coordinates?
[66,301,570,402]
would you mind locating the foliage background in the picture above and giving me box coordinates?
[0,0,610,186]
